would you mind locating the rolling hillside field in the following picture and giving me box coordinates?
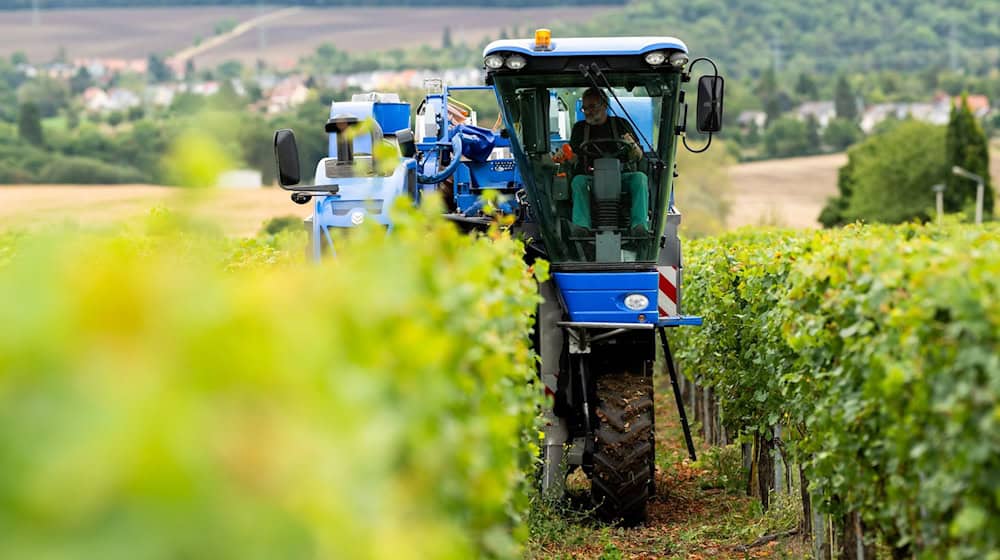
[0,154,856,235]
[3,145,996,235]
[0,6,616,67]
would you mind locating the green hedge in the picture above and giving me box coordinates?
[0,201,543,559]
[677,223,1000,559]
[38,155,148,184]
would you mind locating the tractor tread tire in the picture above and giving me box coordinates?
[591,372,655,525]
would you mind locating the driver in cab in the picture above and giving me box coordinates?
[556,87,650,235]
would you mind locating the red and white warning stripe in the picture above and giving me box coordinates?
[657,265,679,318]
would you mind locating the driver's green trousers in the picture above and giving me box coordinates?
[570,172,649,230]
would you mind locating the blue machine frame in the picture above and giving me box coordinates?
[308,86,528,258]
[414,84,523,216]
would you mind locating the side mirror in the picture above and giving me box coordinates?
[695,75,725,133]
[274,129,301,187]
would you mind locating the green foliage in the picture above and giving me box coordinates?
[763,117,813,158]
[0,140,50,182]
[945,95,993,217]
[843,119,946,224]
[561,0,1000,80]
[833,75,857,121]
[817,158,855,228]
[38,154,147,184]
[16,76,70,118]
[69,66,93,95]
[216,60,243,81]
[147,53,174,83]
[821,118,861,151]
[0,200,544,559]
[107,110,124,127]
[794,73,819,100]
[755,66,783,126]
[598,542,624,560]
[260,215,304,236]
[677,223,1000,558]
[17,101,43,146]
[697,444,745,495]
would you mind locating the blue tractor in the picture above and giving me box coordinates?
[273,30,725,523]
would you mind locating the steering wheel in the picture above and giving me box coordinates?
[578,138,634,160]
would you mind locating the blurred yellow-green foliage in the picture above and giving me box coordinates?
[0,199,542,559]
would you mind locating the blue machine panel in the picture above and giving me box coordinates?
[554,272,658,324]
[373,103,410,135]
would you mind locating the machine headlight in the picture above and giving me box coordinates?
[624,294,650,311]
[668,52,689,68]
[644,51,666,65]
[484,54,505,69]
[505,55,527,70]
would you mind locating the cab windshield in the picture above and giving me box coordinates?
[493,72,681,266]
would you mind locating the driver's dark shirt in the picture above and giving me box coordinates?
[568,116,637,175]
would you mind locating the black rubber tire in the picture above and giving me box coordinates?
[591,371,655,525]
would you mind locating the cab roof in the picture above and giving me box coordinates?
[483,36,688,58]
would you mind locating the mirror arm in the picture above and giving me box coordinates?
[684,57,720,81]
[682,132,713,154]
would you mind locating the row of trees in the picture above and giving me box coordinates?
[3,80,339,185]
[564,0,1000,80]
[820,95,992,226]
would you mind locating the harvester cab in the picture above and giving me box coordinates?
[482,30,725,522]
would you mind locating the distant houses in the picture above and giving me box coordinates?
[794,101,836,128]
[260,76,309,114]
[82,86,141,112]
[73,58,148,79]
[751,94,996,135]
[737,110,766,130]
[13,54,995,134]
[859,94,991,134]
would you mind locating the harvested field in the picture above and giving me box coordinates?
[0,7,264,61]
[727,153,846,229]
[199,7,616,67]
[0,6,617,66]
[0,185,308,237]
